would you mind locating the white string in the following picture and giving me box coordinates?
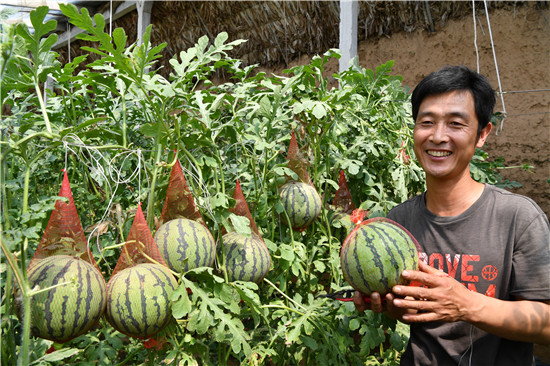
[483,0,507,135]
[109,0,113,37]
[61,134,143,261]
[472,1,479,73]
[458,324,475,366]
[67,22,71,64]
[180,156,214,222]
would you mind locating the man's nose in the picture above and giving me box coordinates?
[430,123,449,144]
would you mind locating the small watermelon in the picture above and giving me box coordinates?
[220,232,271,283]
[105,263,178,339]
[279,181,322,230]
[340,218,419,295]
[154,218,216,274]
[24,255,107,343]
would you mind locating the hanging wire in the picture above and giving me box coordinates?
[67,21,71,64]
[109,0,113,37]
[483,0,507,135]
[472,0,480,73]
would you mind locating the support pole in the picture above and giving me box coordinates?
[136,0,153,45]
[339,0,358,74]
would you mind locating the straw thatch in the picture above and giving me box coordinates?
[55,1,537,78]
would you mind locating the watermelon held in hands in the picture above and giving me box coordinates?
[279,181,322,230]
[153,218,216,274]
[105,263,178,339]
[340,217,420,296]
[220,232,271,283]
[23,255,107,343]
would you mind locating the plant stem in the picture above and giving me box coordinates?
[34,78,53,136]
[263,278,306,311]
[147,143,163,228]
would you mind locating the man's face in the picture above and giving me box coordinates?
[413,90,491,183]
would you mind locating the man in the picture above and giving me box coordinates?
[354,65,550,365]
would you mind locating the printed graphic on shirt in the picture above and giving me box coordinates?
[418,252,497,297]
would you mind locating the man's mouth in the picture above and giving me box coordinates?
[427,150,451,157]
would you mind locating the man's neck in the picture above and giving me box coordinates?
[425,174,485,217]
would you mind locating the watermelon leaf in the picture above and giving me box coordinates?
[171,283,192,319]
[181,269,252,356]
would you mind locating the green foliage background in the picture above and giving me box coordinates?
[1,5,513,366]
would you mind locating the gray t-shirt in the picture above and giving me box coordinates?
[387,184,550,366]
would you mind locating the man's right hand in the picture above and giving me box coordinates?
[353,291,415,321]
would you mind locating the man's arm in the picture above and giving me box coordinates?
[391,261,550,345]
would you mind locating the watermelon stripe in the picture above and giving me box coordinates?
[142,265,174,333]
[161,222,174,269]
[190,221,203,269]
[71,261,84,335]
[43,259,73,340]
[176,219,190,267]
[354,229,376,293]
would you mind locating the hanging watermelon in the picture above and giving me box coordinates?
[340,217,420,295]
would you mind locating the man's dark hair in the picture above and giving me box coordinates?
[411,65,496,136]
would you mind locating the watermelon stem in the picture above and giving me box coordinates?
[263,278,306,312]
[28,279,74,296]
[1,239,31,366]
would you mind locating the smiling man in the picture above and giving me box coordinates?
[354,65,550,365]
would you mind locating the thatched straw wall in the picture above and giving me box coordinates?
[55,1,533,78]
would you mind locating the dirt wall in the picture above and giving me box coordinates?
[264,3,550,216]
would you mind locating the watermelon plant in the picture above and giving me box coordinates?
[0,4,517,365]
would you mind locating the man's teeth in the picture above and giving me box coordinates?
[427,150,451,157]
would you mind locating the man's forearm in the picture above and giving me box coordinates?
[465,293,550,345]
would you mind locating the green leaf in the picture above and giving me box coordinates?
[228,213,252,236]
[31,348,80,364]
[182,274,252,356]
[389,330,404,351]
[312,102,327,119]
[210,192,229,209]
[172,284,192,319]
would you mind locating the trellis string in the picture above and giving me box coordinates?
[472,0,479,73]
[483,0,507,135]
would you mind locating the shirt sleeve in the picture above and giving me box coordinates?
[510,211,550,300]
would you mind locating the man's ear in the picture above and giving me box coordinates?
[476,122,493,148]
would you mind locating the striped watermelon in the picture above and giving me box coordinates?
[105,263,177,339]
[25,255,106,343]
[340,218,419,295]
[154,218,216,274]
[279,181,322,230]
[221,232,271,283]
